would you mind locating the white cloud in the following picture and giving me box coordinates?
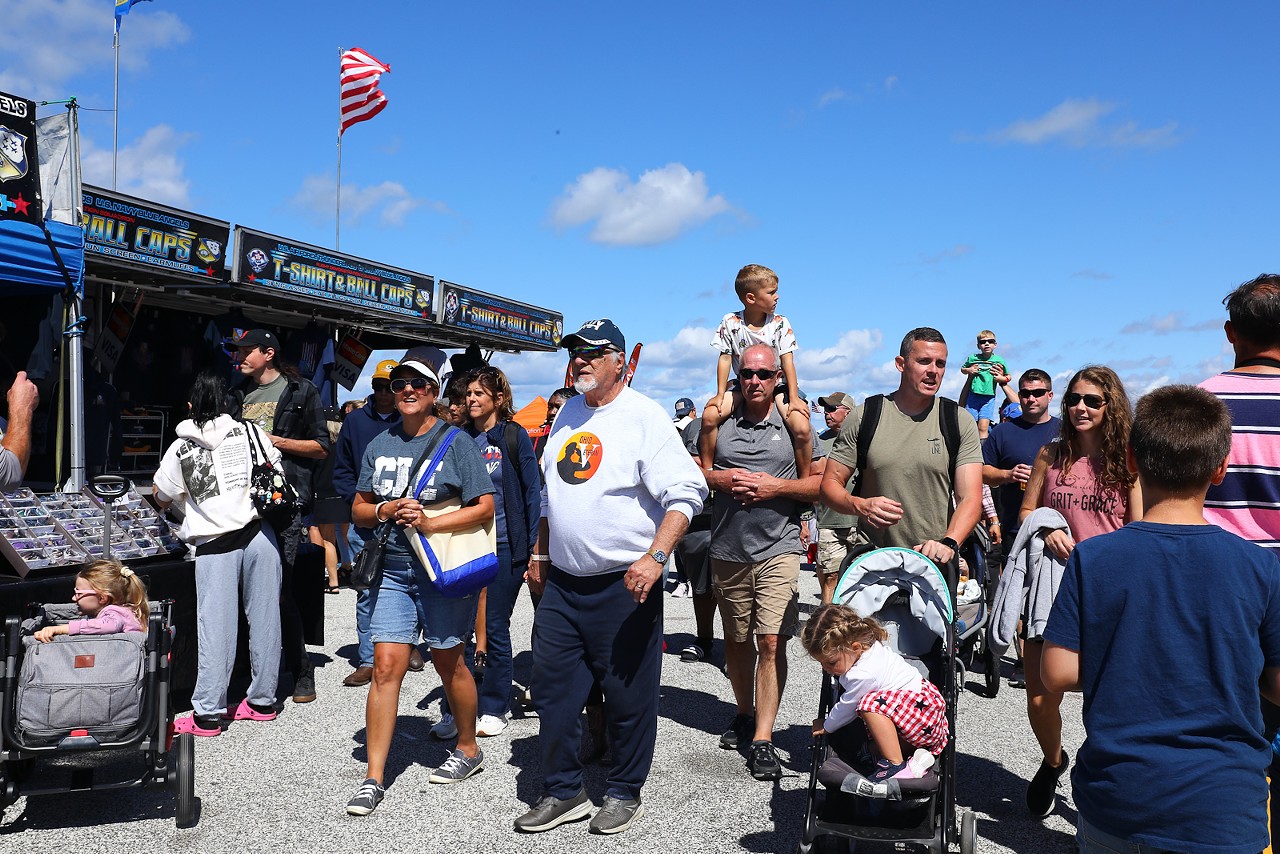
[290,174,448,228]
[981,98,1177,149]
[1120,312,1219,336]
[81,124,193,205]
[921,244,973,265]
[549,163,735,246]
[818,88,848,108]
[884,76,899,91]
[0,0,188,99]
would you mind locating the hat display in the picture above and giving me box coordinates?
[673,397,695,417]
[227,328,279,351]
[817,392,854,410]
[561,318,625,352]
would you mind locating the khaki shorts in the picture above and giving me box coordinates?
[817,527,859,576]
[711,553,801,642]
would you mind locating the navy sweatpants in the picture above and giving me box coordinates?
[533,567,662,802]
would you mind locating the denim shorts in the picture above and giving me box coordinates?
[367,554,478,649]
[965,393,997,422]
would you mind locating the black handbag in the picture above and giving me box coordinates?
[350,422,451,592]
[246,424,299,525]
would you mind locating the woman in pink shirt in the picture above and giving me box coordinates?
[1016,365,1142,819]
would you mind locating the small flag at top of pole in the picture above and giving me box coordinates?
[340,48,391,135]
[114,0,153,27]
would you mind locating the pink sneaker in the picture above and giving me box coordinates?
[173,715,223,737]
[221,699,278,722]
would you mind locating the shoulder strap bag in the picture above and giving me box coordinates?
[246,424,299,526]
[351,422,450,592]
[407,430,500,598]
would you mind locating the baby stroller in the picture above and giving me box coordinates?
[797,547,977,854]
[0,597,196,827]
[956,528,1001,699]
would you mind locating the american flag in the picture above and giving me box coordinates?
[340,48,391,135]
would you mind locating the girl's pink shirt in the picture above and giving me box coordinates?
[1039,454,1127,542]
[67,604,144,635]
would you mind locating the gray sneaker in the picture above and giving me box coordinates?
[589,795,645,835]
[428,748,484,784]
[345,778,385,815]
[514,790,593,833]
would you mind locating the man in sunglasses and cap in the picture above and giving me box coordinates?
[517,319,706,836]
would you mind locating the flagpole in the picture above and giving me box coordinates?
[112,18,119,189]
[336,46,343,251]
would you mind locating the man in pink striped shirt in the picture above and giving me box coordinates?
[1200,272,1280,849]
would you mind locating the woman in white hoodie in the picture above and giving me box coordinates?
[154,372,284,737]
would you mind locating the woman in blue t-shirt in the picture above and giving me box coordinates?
[345,357,495,816]
[461,365,542,738]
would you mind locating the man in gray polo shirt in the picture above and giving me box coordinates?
[704,343,822,781]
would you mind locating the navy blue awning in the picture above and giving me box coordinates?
[0,218,84,297]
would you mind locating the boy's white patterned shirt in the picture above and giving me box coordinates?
[712,311,798,375]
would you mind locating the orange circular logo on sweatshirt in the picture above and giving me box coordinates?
[556,432,603,484]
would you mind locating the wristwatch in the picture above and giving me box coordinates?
[649,550,669,566]
[939,537,959,554]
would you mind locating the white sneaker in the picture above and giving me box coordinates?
[672,582,692,599]
[476,713,509,737]
[430,713,457,739]
[907,748,936,777]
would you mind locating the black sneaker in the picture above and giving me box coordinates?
[514,790,593,833]
[680,641,709,663]
[588,795,645,835]
[346,778,385,816]
[719,713,755,750]
[1026,749,1070,818]
[748,740,783,780]
[292,672,316,704]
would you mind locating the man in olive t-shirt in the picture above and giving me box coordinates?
[819,328,983,571]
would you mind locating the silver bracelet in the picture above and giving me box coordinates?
[528,555,550,563]
[374,501,390,523]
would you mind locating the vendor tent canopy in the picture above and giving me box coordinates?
[513,396,547,432]
[0,219,84,296]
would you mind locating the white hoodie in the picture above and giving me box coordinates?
[153,415,282,545]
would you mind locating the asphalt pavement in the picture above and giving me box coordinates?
[1,566,1083,853]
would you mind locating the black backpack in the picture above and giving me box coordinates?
[851,395,962,496]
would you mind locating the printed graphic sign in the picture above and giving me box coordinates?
[438,281,563,350]
[333,335,373,391]
[95,303,135,373]
[81,185,229,281]
[233,227,434,321]
[0,90,42,224]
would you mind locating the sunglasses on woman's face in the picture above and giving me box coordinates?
[738,368,777,382]
[1064,392,1106,409]
[391,377,433,393]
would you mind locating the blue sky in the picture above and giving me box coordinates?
[5,2,1278,412]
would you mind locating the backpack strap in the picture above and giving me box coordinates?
[937,397,961,479]
[503,421,525,494]
[852,394,884,496]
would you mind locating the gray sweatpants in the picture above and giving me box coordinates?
[192,526,283,717]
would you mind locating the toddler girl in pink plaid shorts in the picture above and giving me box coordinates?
[802,604,949,782]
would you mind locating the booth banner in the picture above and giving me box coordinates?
[438,281,563,350]
[333,335,373,391]
[233,227,434,320]
[81,185,229,281]
[0,91,43,225]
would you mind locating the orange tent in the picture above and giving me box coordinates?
[513,396,548,432]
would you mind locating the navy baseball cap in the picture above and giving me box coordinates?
[227,328,279,351]
[561,319,625,352]
[674,397,695,417]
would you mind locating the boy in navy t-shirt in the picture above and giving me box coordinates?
[1043,384,1280,854]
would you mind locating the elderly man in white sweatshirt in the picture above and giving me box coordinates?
[516,319,707,837]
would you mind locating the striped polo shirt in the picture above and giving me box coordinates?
[1201,371,1280,552]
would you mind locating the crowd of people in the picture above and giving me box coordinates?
[33,265,1277,851]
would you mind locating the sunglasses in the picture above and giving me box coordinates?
[1019,388,1049,398]
[570,346,618,362]
[391,377,434,393]
[1064,392,1106,409]
[372,382,392,393]
[977,338,996,345]
[738,368,778,382]
[822,404,845,413]
[72,588,100,601]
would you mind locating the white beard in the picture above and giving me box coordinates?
[573,375,598,394]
